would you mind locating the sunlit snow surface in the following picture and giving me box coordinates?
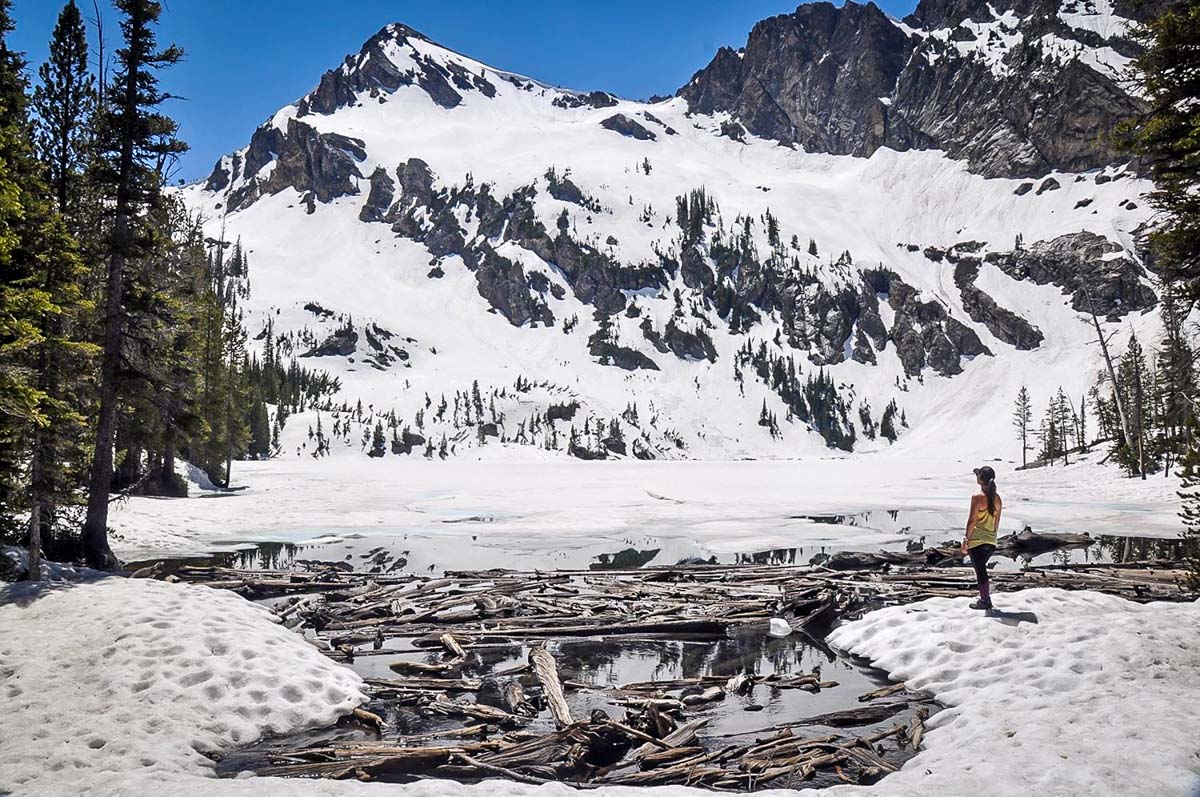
[109,452,1183,563]
[0,578,364,796]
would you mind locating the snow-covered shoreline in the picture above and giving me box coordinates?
[2,576,1195,796]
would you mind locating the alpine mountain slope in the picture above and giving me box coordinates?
[182,0,1157,463]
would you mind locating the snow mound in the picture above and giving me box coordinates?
[827,589,1200,797]
[0,577,365,794]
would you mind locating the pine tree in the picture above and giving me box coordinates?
[1177,418,1200,591]
[1012,387,1032,466]
[369,421,385,458]
[31,0,94,221]
[81,0,187,568]
[1121,2,1200,299]
[0,0,92,576]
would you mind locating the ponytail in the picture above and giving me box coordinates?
[982,478,997,515]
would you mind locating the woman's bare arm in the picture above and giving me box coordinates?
[962,495,980,553]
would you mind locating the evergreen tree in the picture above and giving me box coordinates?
[0,0,92,576]
[31,0,94,220]
[1012,386,1032,466]
[368,421,385,458]
[1122,1,1200,299]
[82,0,186,568]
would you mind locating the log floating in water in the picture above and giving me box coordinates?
[529,645,573,728]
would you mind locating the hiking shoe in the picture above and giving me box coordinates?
[970,599,993,611]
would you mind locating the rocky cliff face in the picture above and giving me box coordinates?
[679,0,1149,177]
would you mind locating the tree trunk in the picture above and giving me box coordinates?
[82,1,146,571]
[1085,289,1133,454]
[27,444,43,580]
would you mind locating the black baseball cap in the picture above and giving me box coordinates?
[973,465,996,481]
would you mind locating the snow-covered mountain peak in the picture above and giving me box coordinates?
[184,1,1158,464]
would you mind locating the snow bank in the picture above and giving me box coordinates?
[0,577,365,795]
[828,589,1200,796]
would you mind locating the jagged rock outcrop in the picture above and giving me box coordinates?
[678,0,1150,177]
[225,118,366,212]
[954,260,1044,350]
[864,269,991,376]
[600,114,657,141]
[680,2,907,158]
[300,24,497,116]
[552,91,618,110]
[359,167,396,222]
[985,232,1155,318]
[303,326,359,358]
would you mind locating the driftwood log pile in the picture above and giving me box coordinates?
[162,537,1193,790]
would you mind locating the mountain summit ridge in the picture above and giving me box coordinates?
[678,0,1148,177]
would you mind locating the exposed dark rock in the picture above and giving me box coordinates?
[474,245,555,328]
[227,118,366,212]
[953,260,1044,350]
[600,114,657,141]
[303,302,335,319]
[546,401,579,422]
[1014,182,1034,196]
[1074,197,1093,209]
[1036,177,1061,195]
[588,327,659,370]
[719,120,747,142]
[391,430,427,455]
[205,157,232,192]
[395,158,435,209]
[985,232,1155,318]
[359,166,396,222]
[864,268,991,377]
[552,90,619,110]
[640,318,671,354]
[363,323,410,369]
[678,0,1149,177]
[663,320,718,362]
[299,24,495,115]
[303,325,358,358]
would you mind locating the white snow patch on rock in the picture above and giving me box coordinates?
[0,577,365,794]
[828,589,1200,796]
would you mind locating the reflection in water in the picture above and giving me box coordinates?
[128,508,1193,577]
[219,616,905,781]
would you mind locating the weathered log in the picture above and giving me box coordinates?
[502,681,538,718]
[858,682,907,702]
[529,645,573,728]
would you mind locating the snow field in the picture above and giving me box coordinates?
[0,577,365,795]
[827,589,1200,796]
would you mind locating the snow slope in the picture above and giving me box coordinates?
[0,578,364,795]
[180,16,1157,465]
[827,589,1200,796]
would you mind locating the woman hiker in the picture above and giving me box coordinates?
[961,465,1001,610]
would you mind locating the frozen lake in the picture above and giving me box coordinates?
[111,451,1185,566]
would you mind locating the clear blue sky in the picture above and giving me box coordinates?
[10,1,918,182]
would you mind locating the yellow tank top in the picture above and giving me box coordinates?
[969,506,998,548]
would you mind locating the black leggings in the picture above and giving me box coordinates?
[968,544,995,588]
